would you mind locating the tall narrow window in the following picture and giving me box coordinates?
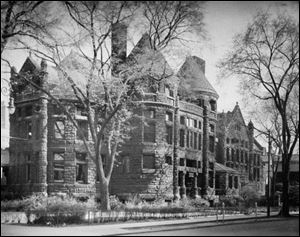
[180,116,185,125]
[209,136,215,152]
[179,129,185,147]
[193,119,197,128]
[198,133,202,150]
[229,176,233,188]
[144,121,156,142]
[234,176,238,188]
[53,152,65,182]
[226,147,230,161]
[76,152,88,183]
[77,120,88,140]
[166,125,173,144]
[186,131,190,147]
[193,132,198,149]
[27,120,32,139]
[209,124,215,133]
[54,120,65,139]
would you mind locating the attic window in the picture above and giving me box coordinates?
[165,85,174,97]
[209,100,216,112]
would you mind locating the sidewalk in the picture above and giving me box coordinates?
[1,212,284,236]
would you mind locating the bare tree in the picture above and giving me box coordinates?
[140,1,206,51]
[6,1,188,210]
[218,12,299,217]
[1,1,59,56]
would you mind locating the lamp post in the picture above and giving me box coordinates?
[1,78,15,114]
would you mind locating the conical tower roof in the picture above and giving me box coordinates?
[177,56,218,98]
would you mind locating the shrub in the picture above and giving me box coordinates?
[240,186,260,208]
[289,185,299,206]
[109,195,125,210]
[219,195,243,207]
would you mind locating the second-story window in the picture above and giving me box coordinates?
[76,120,88,140]
[53,152,65,182]
[180,116,185,125]
[166,111,173,122]
[76,152,88,183]
[209,124,215,133]
[193,132,198,149]
[54,120,65,139]
[166,125,173,144]
[209,136,215,153]
[179,129,185,147]
[198,121,202,130]
[193,119,197,128]
[144,121,156,143]
[198,133,202,150]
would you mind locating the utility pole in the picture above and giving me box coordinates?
[267,130,271,217]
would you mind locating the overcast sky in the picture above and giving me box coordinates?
[2,1,299,116]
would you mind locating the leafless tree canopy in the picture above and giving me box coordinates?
[218,11,299,217]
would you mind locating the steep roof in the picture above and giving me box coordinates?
[217,103,246,128]
[17,52,104,100]
[177,56,219,98]
[126,33,174,81]
[253,138,264,151]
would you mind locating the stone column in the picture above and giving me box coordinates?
[173,100,180,200]
[225,173,229,194]
[193,174,199,198]
[180,171,187,199]
[201,104,209,196]
[35,59,48,194]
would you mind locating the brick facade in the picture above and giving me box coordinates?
[8,23,221,201]
[215,103,264,196]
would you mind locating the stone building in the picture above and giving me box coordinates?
[215,103,264,196]
[7,23,219,201]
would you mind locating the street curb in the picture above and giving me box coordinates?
[107,215,287,236]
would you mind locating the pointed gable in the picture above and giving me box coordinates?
[219,103,250,141]
[19,57,41,75]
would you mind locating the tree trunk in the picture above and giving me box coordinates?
[280,153,290,217]
[100,179,111,211]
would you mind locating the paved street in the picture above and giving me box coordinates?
[125,217,299,236]
[1,212,298,236]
